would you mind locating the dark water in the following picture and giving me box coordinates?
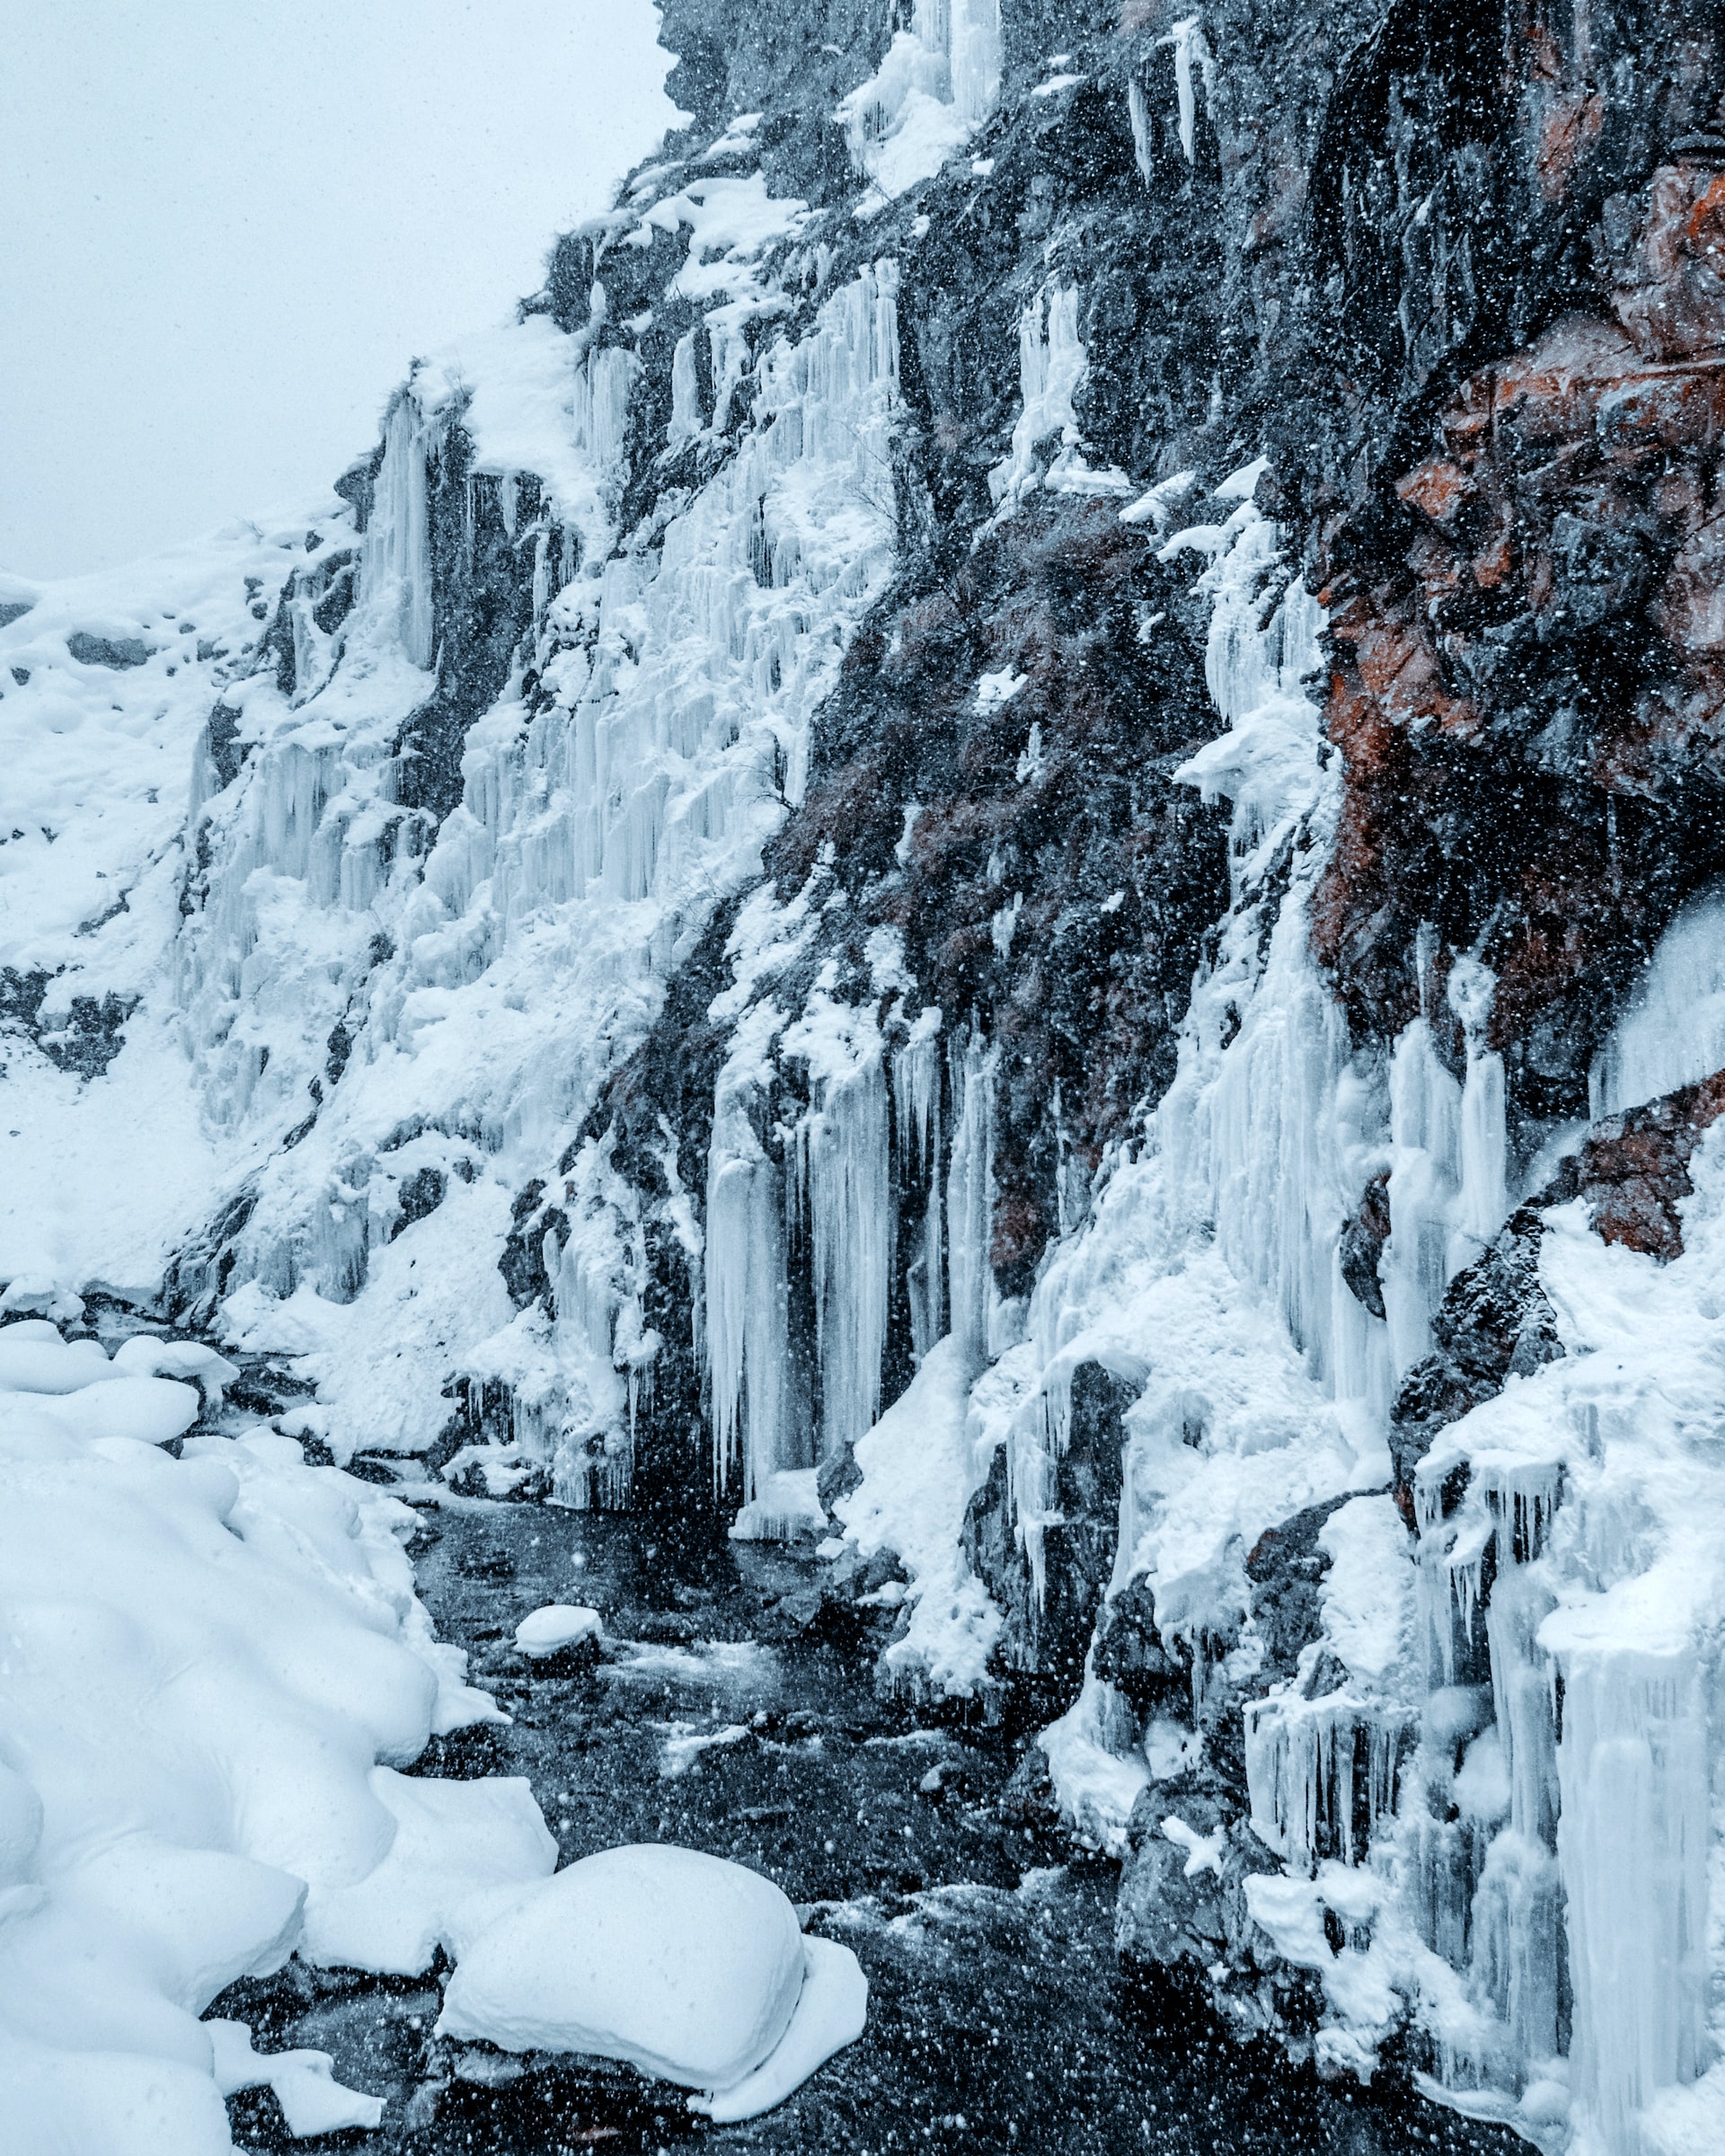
[218,1495,1517,2156]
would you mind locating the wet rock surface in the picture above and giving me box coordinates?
[211,1498,1520,2155]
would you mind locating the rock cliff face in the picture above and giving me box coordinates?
[7,5,1725,2152]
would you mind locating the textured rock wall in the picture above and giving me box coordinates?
[159,2,1725,2125]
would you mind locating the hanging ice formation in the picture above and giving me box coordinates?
[988,288,1131,510]
[952,464,1721,2152]
[837,0,1003,208]
[171,207,903,1462]
[1157,16,1216,165]
[784,994,894,1464]
[1589,880,1725,1118]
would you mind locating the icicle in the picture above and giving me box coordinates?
[704,1006,797,1498]
[945,1030,997,1368]
[668,330,703,447]
[946,0,1002,126]
[1558,1648,1711,2153]
[1382,1018,1463,1376]
[1243,1691,1408,1877]
[988,287,1092,508]
[363,393,434,667]
[1157,14,1215,165]
[1128,78,1154,186]
[782,996,895,1462]
[1448,958,1508,1262]
[1591,879,1725,1116]
[894,1009,945,1364]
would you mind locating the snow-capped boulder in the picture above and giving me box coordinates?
[438,1842,866,2115]
[513,1604,603,1659]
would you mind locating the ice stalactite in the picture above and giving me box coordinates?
[942,0,1004,127]
[1128,77,1155,186]
[1449,959,1508,1259]
[1157,14,1216,165]
[1381,961,1511,1380]
[945,1030,998,1370]
[668,330,703,447]
[571,345,640,481]
[988,287,1129,511]
[837,0,1002,208]
[1244,1694,1406,1875]
[1590,879,1725,1116]
[364,394,435,670]
[784,996,894,1464]
[894,1009,945,1365]
[705,999,801,1501]
[1382,1016,1464,1378]
[1557,1649,1712,2152]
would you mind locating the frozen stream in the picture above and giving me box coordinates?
[213,1493,1523,2156]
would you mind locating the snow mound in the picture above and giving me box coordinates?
[690,1935,870,2124]
[438,1843,867,2116]
[514,1604,603,1657]
[0,1323,548,2154]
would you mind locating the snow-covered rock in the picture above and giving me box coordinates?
[514,1604,603,1657]
[437,1842,866,2116]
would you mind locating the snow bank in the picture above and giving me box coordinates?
[0,512,343,1307]
[438,1843,866,2118]
[0,1322,548,2153]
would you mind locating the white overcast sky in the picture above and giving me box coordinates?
[0,0,680,579]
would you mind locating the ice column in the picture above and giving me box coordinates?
[1448,959,1508,1262]
[945,0,1003,126]
[794,1044,893,1462]
[705,1010,796,1498]
[572,345,641,479]
[1381,1017,1464,1377]
[1157,14,1215,164]
[1591,880,1725,1116]
[1558,1649,1712,2154]
[668,331,703,447]
[946,1032,997,1367]
[782,992,896,1462]
[895,1011,945,1363]
[989,287,1089,508]
[364,394,435,668]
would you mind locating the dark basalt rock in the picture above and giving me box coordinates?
[1392,1065,1725,1517]
[66,631,151,669]
[962,1360,1130,1702]
[1337,1170,1392,1320]
[204,702,247,790]
[1092,1578,1192,1718]
[394,446,547,824]
[1391,1205,1566,1525]
[1116,1783,1289,1998]
[0,966,136,1079]
[1246,1498,1352,1687]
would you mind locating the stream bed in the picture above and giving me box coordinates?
[216,1490,1521,2156]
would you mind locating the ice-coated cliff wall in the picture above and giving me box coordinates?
[4,5,1725,2152]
